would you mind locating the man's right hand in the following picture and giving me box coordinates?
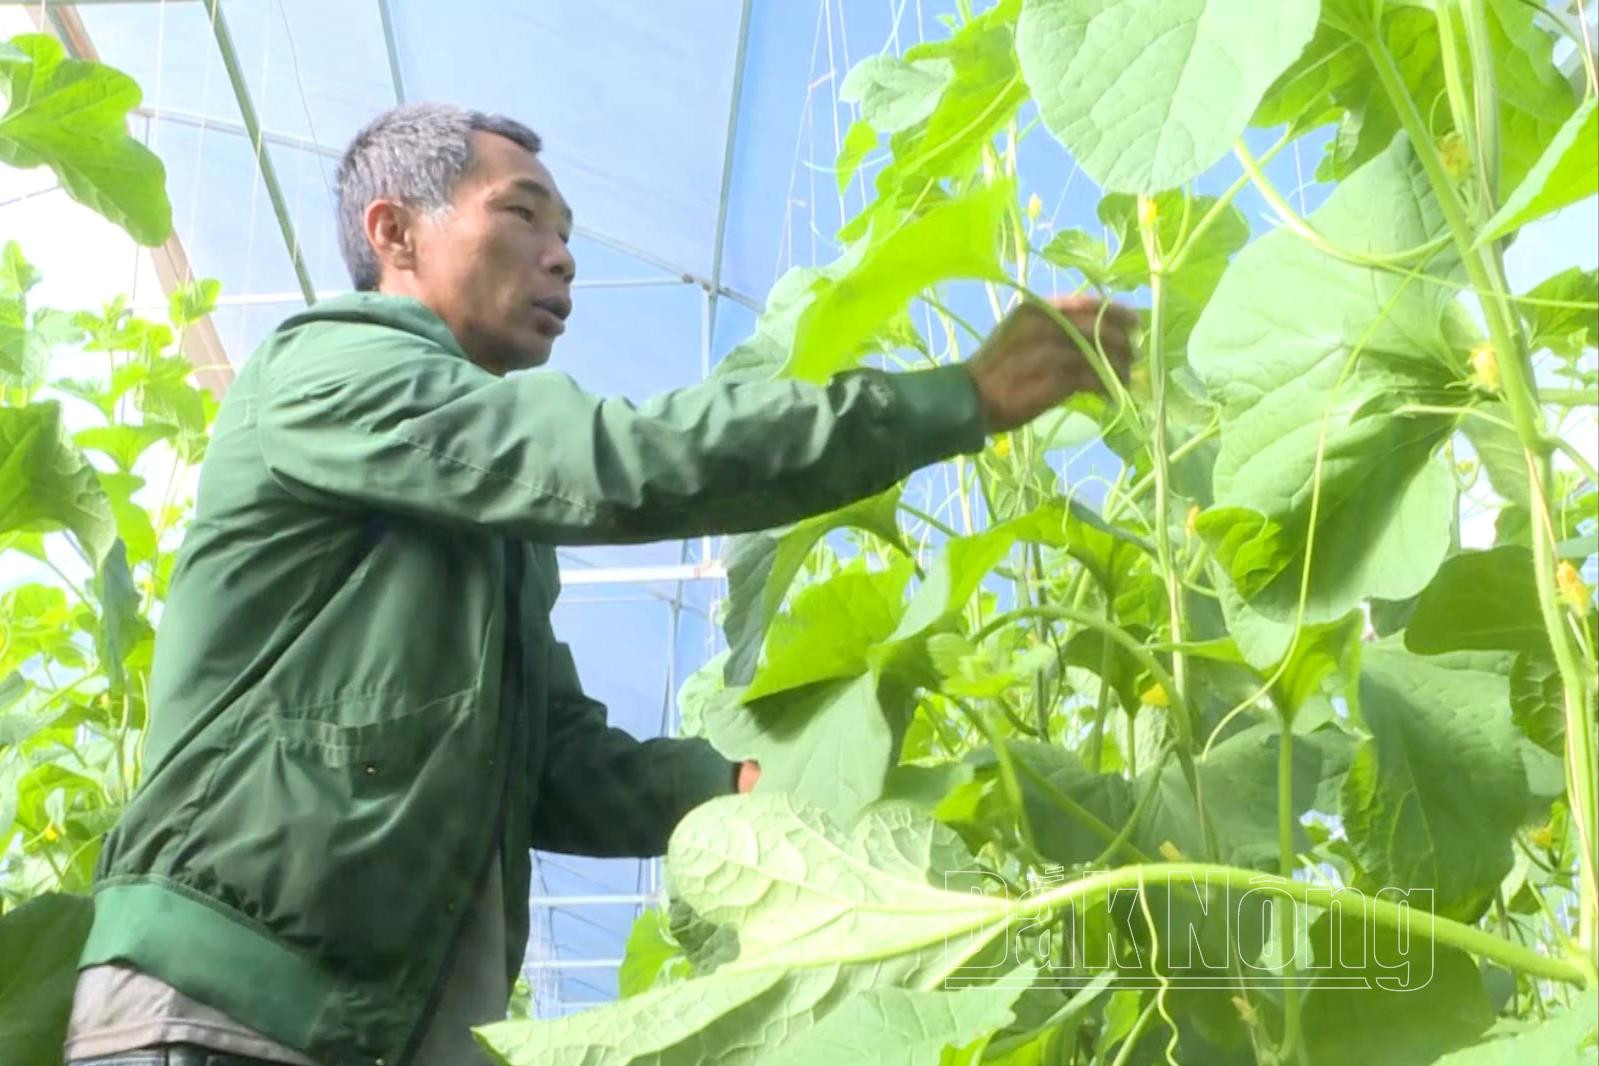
[964,294,1138,434]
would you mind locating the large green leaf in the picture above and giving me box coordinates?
[73,421,176,473]
[617,908,691,998]
[1405,546,1546,654]
[1518,267,1598,364]
[0,35,171,245]
[1263,0,1577,192]
[91,539,150,699]
[705,673,898,826]
[840,55,954,134]
[1190,133,1462,625]
[0,402,114,566]
[846,0,1029,239]
[0,242,83,393]
[758,982,1025,1066]
[888,516,1034,644]
[1482,96,1597,242]
[722,488,902,687]
[1002,726,1329,869]
[478,959,1026,1066]
[1340,648,1528,920]
[0,891,93,1066]
[1299,911,1495,1066]
[1017,0,1319,193]
[666,795,1012,981]
[1462,405,1531,509]
[1509,647,1564,756]
[741,560,911,703]
[785,180,1013,382]
[1431,1002,1599,1066]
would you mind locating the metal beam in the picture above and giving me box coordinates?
[705,0,756,351]
[200,0,318,306]
[375,0,406,105]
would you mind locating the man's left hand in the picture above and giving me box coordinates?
[736,760,761,793]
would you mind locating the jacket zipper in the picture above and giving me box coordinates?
[394,541,524,1066]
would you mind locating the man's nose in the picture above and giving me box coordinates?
[545,241,576,284]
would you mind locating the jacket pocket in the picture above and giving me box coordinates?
[268,683,477,770]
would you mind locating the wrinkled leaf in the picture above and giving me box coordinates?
[0,35,171,244]
[1431,1002,1599,1066]
[1341,648,1528,920]
[706,673,898,826]
[1300,911,1496,1066]
[0,402,115,566]
[1018,0,1319,192]
[1190,134,1462,625]
[840,55,954,134]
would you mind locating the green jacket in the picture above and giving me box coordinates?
[81,293,985,1066]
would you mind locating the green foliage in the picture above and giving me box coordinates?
[786,180,1013,381]
[0,892,92,1066]
[513,3,1599,1051]
[1341,649,1529,921]
[1481,96,1598,242]
[1017,0,1320,193]
[1191,134,1463,625]
[0,245,219,919]
[0,35,171,245]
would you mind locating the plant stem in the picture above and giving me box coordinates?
[1553,435,1599,490]
[1276,720,1308,1066]
[1089,636,1114,772]
[1138,195,1188,724]
[1541,388,1599,408]
[1008,748,1151,865]
[1019,864,1593,988]
[973,605,1191,755]
[1369,9,1599,960]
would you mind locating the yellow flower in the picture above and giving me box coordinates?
[1137,196,1159,228]
[1185,504,1201,539]
[1026,193,1043,221]
[1557,561,1590,611]
[1471,343,1500,393]
[1141,682,1170,708]
[1158,840,1184,862]
[43,825,60,843]
[1528,821,1555,849]
[1439,131,1471,181]
[991,435,1013,460]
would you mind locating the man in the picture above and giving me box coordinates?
[65,103,1134,1066]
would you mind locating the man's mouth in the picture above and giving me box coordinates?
[531,296,571,337]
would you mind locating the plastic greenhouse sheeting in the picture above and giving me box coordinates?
[4,0,1592,1019]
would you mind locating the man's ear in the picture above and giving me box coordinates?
[364,198,419,278]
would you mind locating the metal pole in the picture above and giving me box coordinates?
[200,0,318,306]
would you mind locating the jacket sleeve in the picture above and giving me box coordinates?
[528,635,735,858]
[255,321,985,544]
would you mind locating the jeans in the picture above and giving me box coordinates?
[68,1045,293,1066]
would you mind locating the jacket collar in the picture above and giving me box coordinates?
[277,292,473,364]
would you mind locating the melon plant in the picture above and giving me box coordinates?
[479,1,1597,1063]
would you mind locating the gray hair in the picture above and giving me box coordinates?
[335,102,542,291]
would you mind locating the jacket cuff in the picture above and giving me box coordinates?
[675,737,741,816]
[881,364,987,465]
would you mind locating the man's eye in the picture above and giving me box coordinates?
[510,206,536,222]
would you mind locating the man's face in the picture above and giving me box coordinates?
[407,132,576,375]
